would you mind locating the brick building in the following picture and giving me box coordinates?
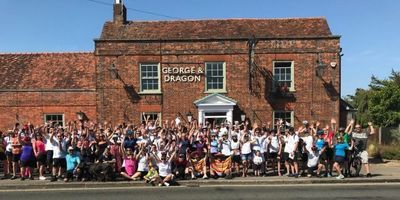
[0,1,342,130]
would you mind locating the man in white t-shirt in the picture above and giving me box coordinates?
[50,130,67,182]
[283,127,299,177]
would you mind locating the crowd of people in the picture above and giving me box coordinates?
[0,116,375,186]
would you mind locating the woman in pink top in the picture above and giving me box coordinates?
[33,133,47,180]
[120,147,137,180]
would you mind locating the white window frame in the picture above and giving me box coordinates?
[272,61,295,92]
[139,63,161,94]
[44,113,65,127]
[205,62,227,93]
[141,112,162,126]
[272,111,294,129]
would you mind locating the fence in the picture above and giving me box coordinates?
[372,124,400,145]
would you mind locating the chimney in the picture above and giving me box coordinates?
[113,0,127,24]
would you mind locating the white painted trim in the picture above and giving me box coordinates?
[272,60,295,92]
[139,63,161,93]
[204,62,226,93]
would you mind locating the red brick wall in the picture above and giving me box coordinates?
[95,38,341,127]
[0,91,96,130]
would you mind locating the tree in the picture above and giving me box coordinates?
[346,69,400,127]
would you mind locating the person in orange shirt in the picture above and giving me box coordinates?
[11,129,22,180]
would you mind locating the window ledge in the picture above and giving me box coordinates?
[204,90,227,94]
[139,91,162,95]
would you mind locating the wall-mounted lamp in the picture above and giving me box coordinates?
[316,53,326,78]
[241,114,246,122]
[76,111,86,121]
[109,62,119,80]
[186,111,193,122]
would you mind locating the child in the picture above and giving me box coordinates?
[144,162,159,185]
[253,150,263,176]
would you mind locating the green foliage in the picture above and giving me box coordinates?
[346,69,400,127]
[379,145,400,160]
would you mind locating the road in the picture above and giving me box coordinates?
[1,183,400,200]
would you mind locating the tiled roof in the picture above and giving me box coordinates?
[0,53,95,89]
[100,17,333,40]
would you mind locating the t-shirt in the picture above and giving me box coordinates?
[307,150,320,167]
[158,161,172,177]
[241,142,252,154]
[334,143,349,157]
[210,139,219,154]
[51,138,67,159]
[315,138,326,151]
[302,135,314,152]
[284,134,299,153]
[137,155,149,172]
[20,145,35,162]
[122,158,137,176]
[268,136,280,153]
[230,139,240,156]
[220,140,231,156]
[253,155,263,165]
[66,154,80,172]
[352,132,368,151]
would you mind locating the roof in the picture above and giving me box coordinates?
[194,93,237,106]
[99,17,334,41]
[0,52,96,90]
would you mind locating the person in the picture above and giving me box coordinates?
[348,120,375,177]
[0,131,10,179]
[10,129,22,180]
[4,130,14,179]
[49,129,67,182]
[230,132,241,176]
[174,153,189,180]
[333,136,352,179]
[154,151,176,186]
[19,135,35,180]
[131,145,148,181]
[188,151,208,179]
[305,146,323,178]
[33,132,47,180]
[282,127,299,178]
[240,132,253,177]
[120,147,137,181]
[266,129,282,176]
[144,161,159,185]
[65,146,81,182]
[252,150,263,176]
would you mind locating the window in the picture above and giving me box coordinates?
[141,112,161,124]
[273,111,294,129]
[140,63,161,93]
[273,61,294,91]
[205,62,226,92]
[44,114,64,127]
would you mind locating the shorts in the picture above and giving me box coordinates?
[326,148,334,160]
[359,151,369,164]
[37,153,47,166]
[21,159,36,168]
[241,153,252,161]
[46,150,54,166]
[12,153,21,162]
[139,171,148,179]
[319,151,328,163]
[53,158,67,169]
[282,152,297,162]
[268,152,278,160]
[232,155,241,163]
[253,164,262,171]
[6,151,13,160]
[334,156,345,165]
[0,152,6,161]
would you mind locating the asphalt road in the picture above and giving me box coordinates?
[1,183,400,200]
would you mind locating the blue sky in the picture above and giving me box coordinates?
[1,0,399,96]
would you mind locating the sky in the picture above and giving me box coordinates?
[0,0,399,97]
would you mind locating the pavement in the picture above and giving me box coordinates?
[0,160,399,190]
